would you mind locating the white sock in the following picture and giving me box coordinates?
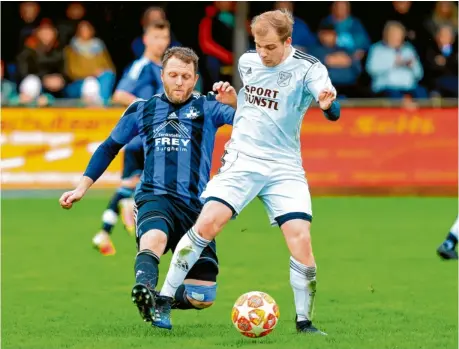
[290,256,317,322]
[160,227,210,297]
[450,217,459,239]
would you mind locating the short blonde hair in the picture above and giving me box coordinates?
[251,9,294,42]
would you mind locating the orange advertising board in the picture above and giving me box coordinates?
[1,107,457,193]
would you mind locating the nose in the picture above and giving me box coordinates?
[176,76,183,86]
[259,50,268,58]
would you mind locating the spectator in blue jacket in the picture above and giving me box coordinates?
[366,21,426,98]
[320,1,371,60]
[274,1,316,52]
[309,23,362,97]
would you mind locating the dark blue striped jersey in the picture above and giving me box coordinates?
[84,92,235,209]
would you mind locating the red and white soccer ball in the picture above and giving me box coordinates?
[231,291,280,338]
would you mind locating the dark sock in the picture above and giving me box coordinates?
[134,250,160,290]
[101,187,134,233]
[174,284,199,310]
[444,232,458,250]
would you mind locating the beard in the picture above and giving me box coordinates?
[164,84,194,104]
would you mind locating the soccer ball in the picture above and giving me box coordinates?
[231,291,280,338]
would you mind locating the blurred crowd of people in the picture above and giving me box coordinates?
[1,1,458,107]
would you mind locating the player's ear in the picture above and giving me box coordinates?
[285,37,292,47]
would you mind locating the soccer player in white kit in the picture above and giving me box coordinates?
[153,9,340,334]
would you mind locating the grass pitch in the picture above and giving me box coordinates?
[2,195,458,349]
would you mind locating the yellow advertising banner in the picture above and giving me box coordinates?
[1,108,126,189]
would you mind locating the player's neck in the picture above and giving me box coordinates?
[280,45,293,65]
[144,52,162,65]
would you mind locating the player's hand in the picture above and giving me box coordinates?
[213,81,237,109]
[318,89,336,110]
[59,188,85,210]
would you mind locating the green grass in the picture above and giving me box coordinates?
[2,195,458,349]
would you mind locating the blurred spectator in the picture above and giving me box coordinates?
[17,19,67,98]
[64,20,116,105]
[274,1,316,52]
[319,1,371,60]
[309,24,362,97]
[131,6,181,59]
[424,1,458,38]
[199,1,235,83]
[18,2,41,49]
[425,25,458,97]
[387,1,419,43]
[366,21,426,98]
[57,2,87,46]
[112,21,170,106]
[1,60,19,105]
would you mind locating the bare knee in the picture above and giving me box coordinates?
[282,219,314,266]
[195,201,232,240]
[139,229,167,256]
[121,175,140,189]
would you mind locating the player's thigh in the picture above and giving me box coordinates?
[134,194,175,251]
[201,150,266,216]
[259,175,312,227]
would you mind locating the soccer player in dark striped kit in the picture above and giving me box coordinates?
[59,47,236,327]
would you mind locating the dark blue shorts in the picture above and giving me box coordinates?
[134,193,218,282]
[122,136,144,180]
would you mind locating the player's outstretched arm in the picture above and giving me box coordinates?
[305,63,340,122]
[59,101,143,210]
[213,81,237,109]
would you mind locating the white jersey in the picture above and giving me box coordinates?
[227,47,336,163]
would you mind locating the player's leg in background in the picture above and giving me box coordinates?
[93,137,143,251]
[260,171,326,335]
[131,195,172,322]
[118,137,144,234]
[437,217,458,260]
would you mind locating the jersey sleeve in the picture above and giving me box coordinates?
[304,62,336,102]
[83,101,143,182]
[205,93,235,127]
[110,100,143,144]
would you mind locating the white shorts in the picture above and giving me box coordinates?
[201,150,312,226]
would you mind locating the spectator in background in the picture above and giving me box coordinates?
[2,60,54,107]
[320,1,370,60]
[366,21,425,99]
[131,6,181,59]
[1,60,19,105]
[17,19,67,98]
[64,20,116,105]
[18,2,41,50]
[57,2,87,46]
[199,1,234,83]
[425,25,458,97]
[387,2,419,43]
[309,24,362,98]
[274,1,316,52]
[424,1,458,38]
[112,21,169,106]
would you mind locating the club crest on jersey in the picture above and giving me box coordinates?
[185,106,201,119]
[277,71,292,87]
